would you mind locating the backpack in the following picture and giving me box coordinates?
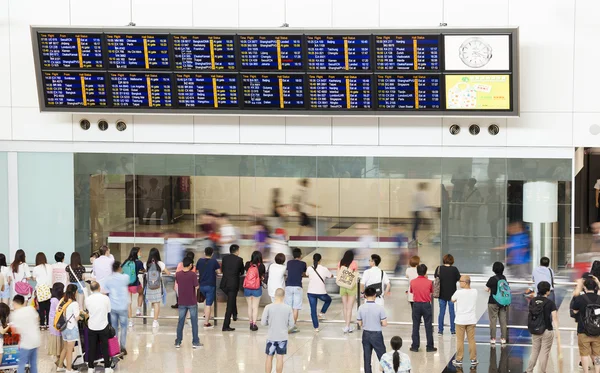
[433,266,441,299]
[527,297,548,335]
[146,261,162,290]
[53,299,73,332]
[492,277,512,306]
[243,264,261,290]
[122,260,137,285]
[582,294,600,337]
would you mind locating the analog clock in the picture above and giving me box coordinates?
[459,37,493,68]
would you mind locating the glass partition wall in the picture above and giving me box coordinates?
[74,154,572,274]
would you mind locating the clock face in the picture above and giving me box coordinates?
[459,37,493,68]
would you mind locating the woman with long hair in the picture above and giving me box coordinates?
[48,283,65,363]
[7,249,31,304]
[243,250,265,331]
[122,246,144,325]
[379,336,412,372]
[435,254,461,336]
[65,252,86,307]
[57,284,81,373]
[32,252,53,330]
[307,253,333,332]
[0,254,10,304]
[144,247,170,329]
[338,250,358,333]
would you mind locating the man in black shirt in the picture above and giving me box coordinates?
[485,262,508,345]
[220,244,244,332]
[572,277,600,373]
[524,281,559,373]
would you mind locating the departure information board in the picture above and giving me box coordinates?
[175,73,239,108]
[38,33,104,69]
[239,36,303,70]
[375,35,440,71]
[33,27,518,115]
[173,35,236,70]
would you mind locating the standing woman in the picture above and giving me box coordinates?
[7,249,31,304]
[243,250,265,331]
[57,284,81,373]
[32,253,53,330]
[434,254,461,335]
[338,250,358,333]
[65,252,86,307]
[47,283,64,364]
[121,246,144,326]
[144,247,170,329]
[0,254,10,304]
[307,253,333,332]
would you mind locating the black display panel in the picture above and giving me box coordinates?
[106,34,170,69]
[38,33,104,69]
[172,35,236,70]
[306,36,371,71]
[239,36,303,70]
[375,35,440,71]
[43,71,108,107]
[308,74,372,109]
[110,73,173,108]
[376,74,441,110]
[175,73,239,108]
[242,74,305,109]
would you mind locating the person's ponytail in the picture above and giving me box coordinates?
[389,336,403,372]
[313,253,322,270]
[393,350,400,372]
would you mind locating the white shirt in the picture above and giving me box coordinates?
[92,254,115,283]
[32,264,53,287]
[297,186,310,214]
[51,262,68,286]
[595,179,600,190]
[85,292,111,331]
[307,265,332,294]
[10,306,41,349]
[451,288,478,325]
[65,301,80,330]
[0,266,9,291]
[412,190,428,212]
[406,267,418,302]
[7,263,31,283]
[267,263,286,298]
[362,266,391,306]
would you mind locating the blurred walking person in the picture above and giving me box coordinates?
[411,183,428,244]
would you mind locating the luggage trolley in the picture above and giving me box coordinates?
[0,331,29,373]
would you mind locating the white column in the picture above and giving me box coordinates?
[523,181,558,270]
[7,152,18,259]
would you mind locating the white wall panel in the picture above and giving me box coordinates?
[442,118,507,147]
[444,0,508,26]
[573,113,600,147]
[194,116,239,143]
[332,0,379,27]
[132,0,193,26]
[509,0,575,112]
[12,108,72,141]
[573,0,600,112]
[507,113,572,147]
[70,0,131,26]
[332,117,378,145]
[286,0,332,27]
[285,117,332,145]
[193,0,239,27]
[133,115,193,143]
[239,0,284,27]
[0,0,11,107]
[239,116,285,144]
[72,114,133,142]
[379,0,442,27]
[379,117,442,146]
[9,0,70,108]
[0,107,11,140]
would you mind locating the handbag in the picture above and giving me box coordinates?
[36,265,52,302]
[433,266,441,299]
[13,274,32,297]
[336,266,358,290]
[197,288,206,303]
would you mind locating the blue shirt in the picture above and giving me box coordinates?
[197,258,220,287]
[286,260,307,288]
[103,273,130,311]
[507,232,530,265]
[357,301,387,332]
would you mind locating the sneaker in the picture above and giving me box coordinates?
[347,326,355,333]
[318,313,326,319]
[288,326,299,334]
[438,331,443,336]
[342,326,349,333]
[252,324,258,331]
[470,359,479,366]
[128,320,134,328]
[490,338,496,345]
[135,308,142,317]
[175,343,181,349]
[314,328,319,332]
[204,323,214,329]
[152,320,159,328]
[426,347,437,352]
[192,343,203,349]
[453,360,463,366]
[105,369,114,373]
[451,331,456,335]
[121,348,128,356]
[500,338,506,345]
[409,347,419,352]
[57,368,66,372]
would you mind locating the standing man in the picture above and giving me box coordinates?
[531,257,555,301]
[92,245,115,292]
[451,275,478,367]
[572,277,600,373]
[103,261,130,356]
[175,257,201,349]
[196,246,221,328]
[357,287,388,373]
[361,254,391,306]
[525,281,560,373]
[220,244,244,332]
[409,264,436,352]
[86,281,112,372]
[261,288,294,373]
[284,248,306,333]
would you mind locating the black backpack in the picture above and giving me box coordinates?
[582,294,600,337]
[527,297,548,335]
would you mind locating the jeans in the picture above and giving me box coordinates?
[88,325,110,369]
[110,309,128,348]
[438,299,455,333]
[362,330,386,373]
[488,303,508,340]
[412,302,434,350]
[176,305,199,345]
[307,293,332,329]
[38,300,50,327]
[18,347,37,373]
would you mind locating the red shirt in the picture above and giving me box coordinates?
[410,276,433,303]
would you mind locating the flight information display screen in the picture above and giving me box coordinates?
[43,71,108,107]
[239,36,303,70]
[110,73,173,108]
[172,35,236,70]
[375,35,440,71]
[38,33,104,69]
[175,73,239,108]
[376,74,441,110]
[306,36,371,71]
[308,74,372,109]
[242,74,305,109]
[106,34,170,69]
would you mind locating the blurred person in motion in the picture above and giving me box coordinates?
[244,251,266,331]
[307,253,333,332]
[392,224,409,276]
[451,275,478,368]
[121,247,144,326]
[451,166,469,220]
[411,182,429,245]
[271,188,287,230]
[486,184,503,245]
[171,250,196,309]
[164,230,185,270]
[409,264,436,353]
[11,295,40,373]
[357,224,376,269]
[405,256,420,310]
[361,254,391,306]
[144,248,170,329]
[174,256,201,349]
[494,221,531,278]
[32,252,53,330]
[462,178,483,239]
[435,254,461,336]
[145,177,163,225]
[285,248,307,332]
[379,336,411,373]
[338,250,359,333]
[294,178,317,237]
[357,287,388,373]
[254,219,271,256]
[220,244,244,332]
[218,213,239,258]
[85,281,112,373]
[261,288,294,373]
[103,261,130,356]
[197,247,221,329]
[267,254,287,303]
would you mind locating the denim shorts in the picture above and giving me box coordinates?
[265,340,287,356]
[200,285,216,306]
[284,286,303,310]
[61,326,79,342]
[71,282,84,294]
[244,287,262,297]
